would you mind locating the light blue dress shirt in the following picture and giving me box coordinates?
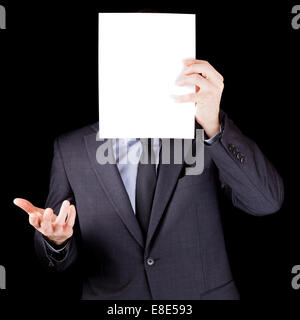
[112,138,160,213]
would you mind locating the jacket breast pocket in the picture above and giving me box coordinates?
[176,167,211,190]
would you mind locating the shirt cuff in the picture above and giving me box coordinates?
[204,125,222,145]
[43,236,69,253]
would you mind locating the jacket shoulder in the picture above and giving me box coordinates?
[55,122,98,148]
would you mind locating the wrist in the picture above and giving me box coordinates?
[43,236,68,248]
[202,121,220,138]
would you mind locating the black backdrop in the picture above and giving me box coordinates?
[0,1,299,300]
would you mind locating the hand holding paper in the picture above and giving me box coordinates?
[175,58,224,138]
[98,13,224,139]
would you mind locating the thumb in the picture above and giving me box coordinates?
[66,205,76,228]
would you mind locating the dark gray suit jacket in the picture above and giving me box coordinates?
[34,111,284,300]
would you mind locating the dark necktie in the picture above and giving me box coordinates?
[135,138,157,237]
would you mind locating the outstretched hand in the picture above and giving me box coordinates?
[13,198,76,246]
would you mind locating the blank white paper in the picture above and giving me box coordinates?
[98,13,196,138]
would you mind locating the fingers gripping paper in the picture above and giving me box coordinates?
[98,13,196,138]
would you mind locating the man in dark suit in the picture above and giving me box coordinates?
[14,59,284,299]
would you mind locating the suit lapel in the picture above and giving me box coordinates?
[146,139,185,249]
[84,121,198,250]
[84,128,144,249]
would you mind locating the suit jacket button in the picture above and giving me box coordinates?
[228,144,234,152]
[240,156,245,163]
[146,257,155,266]
[236,152,241,160]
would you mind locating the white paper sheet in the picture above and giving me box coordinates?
[98,13,196,138]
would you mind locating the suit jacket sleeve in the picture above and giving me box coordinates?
[34,138,78,272]
[207,110,284,215]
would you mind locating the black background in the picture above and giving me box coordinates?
[0,1,299,301]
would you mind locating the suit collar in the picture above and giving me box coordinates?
[90,122,99,133]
